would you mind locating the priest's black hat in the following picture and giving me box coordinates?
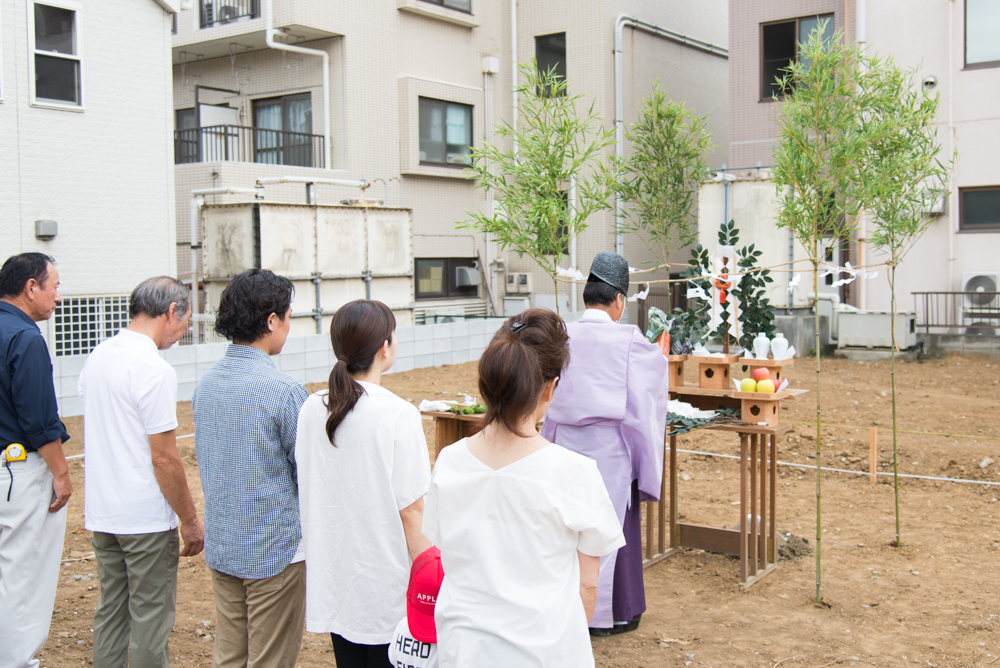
[588,251,629,296]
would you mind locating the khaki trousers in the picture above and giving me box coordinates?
[92,529,179,668]
[210,561,306,668]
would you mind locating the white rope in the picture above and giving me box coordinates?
[65,433,195,461]
[676,448,1000,487]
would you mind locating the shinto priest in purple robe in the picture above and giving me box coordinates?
[541,251,669,631]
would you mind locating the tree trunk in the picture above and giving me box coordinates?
[890,264,901,547]
[813,255,823,605]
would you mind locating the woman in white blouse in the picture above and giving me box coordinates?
[297,300,432,667]
[423,309,625,667]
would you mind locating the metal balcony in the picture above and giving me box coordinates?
[200,0,259,29]
[174,125,325,168]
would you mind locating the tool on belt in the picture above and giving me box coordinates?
[2,443,26,502]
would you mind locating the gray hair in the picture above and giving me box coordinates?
[129,276,191,319]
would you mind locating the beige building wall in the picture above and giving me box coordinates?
[172,0,728,320]
[724,0,999,315]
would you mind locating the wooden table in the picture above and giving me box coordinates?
[643,384,806,588]
[423,411,486,460]
[425,393,800,589]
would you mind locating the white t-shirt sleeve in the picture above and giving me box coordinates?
[571,458,627,558]
[135,365,179,435]
[390,404,432,511]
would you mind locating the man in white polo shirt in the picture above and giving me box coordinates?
[79,276,204,668]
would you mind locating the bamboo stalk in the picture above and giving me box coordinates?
[890,264,901,546]
[813,257,823,604]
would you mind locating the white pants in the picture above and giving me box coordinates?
[0,452,67,668]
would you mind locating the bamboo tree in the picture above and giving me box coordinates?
[859,57,952,547]
[771,24,869,604]
[461,61,619,313]
[620,81,713,309]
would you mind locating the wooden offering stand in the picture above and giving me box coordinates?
[667,355,687,387]
[423,411,485,460]
[686,354,742,390]
[733,390,790,428]
[742,356,794,385]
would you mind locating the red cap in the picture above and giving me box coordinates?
[406,546,444,643]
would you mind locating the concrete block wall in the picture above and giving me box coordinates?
[53,318,509,418]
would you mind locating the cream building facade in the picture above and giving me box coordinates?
[171,0,729,331]
[1,0,179,355]
[721,0,1000,325]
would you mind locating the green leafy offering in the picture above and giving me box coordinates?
[667,407,739,435]
[449,403,486,415]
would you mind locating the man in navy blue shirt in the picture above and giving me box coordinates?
[0,252,73,668]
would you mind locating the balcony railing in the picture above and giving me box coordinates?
[913,291,1000,335]
[174,125,325,168]
[200,0,259,29]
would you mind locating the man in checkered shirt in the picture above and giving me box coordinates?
[193,269,309,668]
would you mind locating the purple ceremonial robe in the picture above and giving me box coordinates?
[540,309,669,628]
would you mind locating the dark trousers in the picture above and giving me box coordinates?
[330,633,391,668]
[611,480,646,623]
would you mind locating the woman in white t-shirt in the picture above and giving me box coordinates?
[297,299,432,668]
[423,309,626,668]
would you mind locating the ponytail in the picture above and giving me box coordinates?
[325,300,396,445]
[478,308,569,437]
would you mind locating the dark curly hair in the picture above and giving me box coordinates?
[214,269,294,343]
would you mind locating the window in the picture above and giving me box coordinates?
[418,98,472,167]
[30,2,82,108]
[254,93,314,167]
[415,258,479,300]
[960,187,1000,231]
[418,0,471,13]
[536,32,566,96]
[966,0,1000,68]
[53,296,129,357]
[760,14,833,100]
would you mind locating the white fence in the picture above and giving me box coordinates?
[53,318,509,417]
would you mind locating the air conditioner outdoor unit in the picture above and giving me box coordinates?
[921,190,947,216]
[217,4,239,22]
[961,272,1000,309]
[423,306,465,324]
[837,311,916,349]
[455,266,481,287]
[961,272,999,335]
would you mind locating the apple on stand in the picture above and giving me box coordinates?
[751,367,770,382]
[740,378,757,392]
[756,379,776,393]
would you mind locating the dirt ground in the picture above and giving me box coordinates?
[39,353,1000,667]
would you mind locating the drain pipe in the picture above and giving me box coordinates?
[189,186,260,318]
[569,174,578,313]
[614,15,728,256]
[264,0,331,170]
[510,0,518,155]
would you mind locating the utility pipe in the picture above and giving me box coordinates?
[857,0,868,310]
[510,0,518,155]
[264,0,331,170]
[189,186,259,320]
[614,15,728,256]
[483,58,498,316]
[569,174,578,313]
[256,175,369,188]
[947,0,956,292]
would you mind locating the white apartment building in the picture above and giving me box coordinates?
[0,0,179,355]
[711,0,1000,336]
[171,0,729,333]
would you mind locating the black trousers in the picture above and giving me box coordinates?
[330,632,392,668]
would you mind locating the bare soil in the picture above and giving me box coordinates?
[40,354,1000,667]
